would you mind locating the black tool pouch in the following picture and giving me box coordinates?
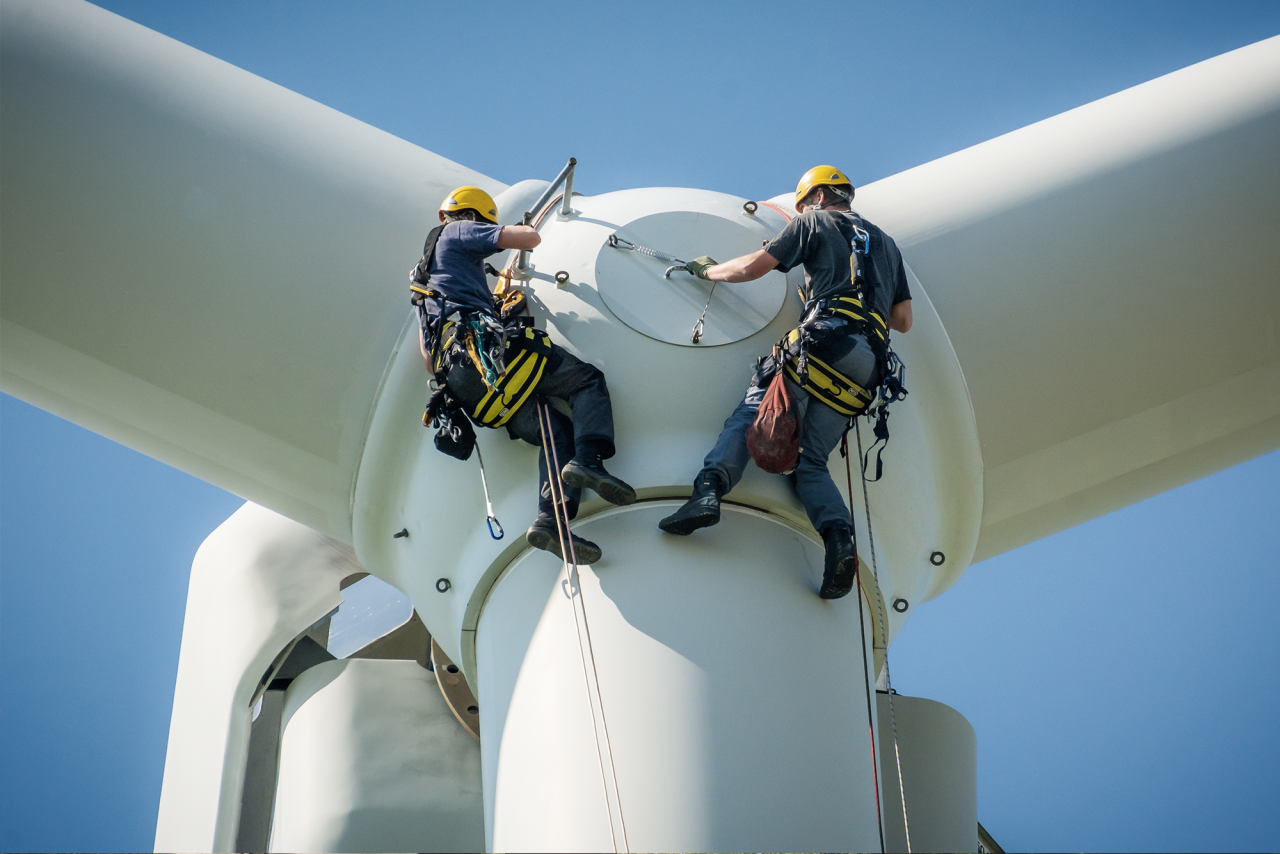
[423,385,476,461]
[434,409,476,461]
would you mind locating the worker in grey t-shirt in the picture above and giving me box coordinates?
[658,166,913,600]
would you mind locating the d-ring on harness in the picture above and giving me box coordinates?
[606,234,713,344]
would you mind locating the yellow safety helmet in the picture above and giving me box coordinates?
[794,165,854,212]
[439,186,499,224]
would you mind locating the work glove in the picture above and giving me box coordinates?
[687,255,718,280]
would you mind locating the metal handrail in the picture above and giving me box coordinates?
[517,157,576,270]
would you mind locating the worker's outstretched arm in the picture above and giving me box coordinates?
[497,225,541,251]
[696,249,779,283]
[890,299,912,333]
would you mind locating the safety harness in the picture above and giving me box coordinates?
[780,295,885,417]
[411,225,553,431]
[411,222,556,542]
[775,212,909,480]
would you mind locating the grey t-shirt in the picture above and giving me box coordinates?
[764,209,911,326]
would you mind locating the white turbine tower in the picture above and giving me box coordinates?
[2,1,1277,852]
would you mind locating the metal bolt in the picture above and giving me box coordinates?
[393,528,409,539]
[743,200,758,214]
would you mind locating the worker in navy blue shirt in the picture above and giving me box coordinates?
[413,186,635,564]
[659,166,913,600]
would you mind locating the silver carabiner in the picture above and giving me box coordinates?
[475,446,504,540]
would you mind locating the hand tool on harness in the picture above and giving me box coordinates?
[607,234,716,344]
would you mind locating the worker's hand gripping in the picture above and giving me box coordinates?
[687,256,718,280]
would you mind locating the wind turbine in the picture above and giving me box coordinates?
[2,1,1277,851]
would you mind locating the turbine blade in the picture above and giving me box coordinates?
[0,0,503,540]
[857,36,1280,560]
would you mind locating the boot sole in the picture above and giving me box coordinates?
[819,554,857,600]
[658,507,720,536]
[527,526,603,565]
[561,464,637,506]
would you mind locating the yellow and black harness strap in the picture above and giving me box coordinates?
[827,295,888,344]
[470,327,554,428]
[431,318,458,374]
[781,329,875,417]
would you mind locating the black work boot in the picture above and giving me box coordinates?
[527,513,603,565]
[819,526,858,600]
[658,473,724,536]
[560,444,637,507]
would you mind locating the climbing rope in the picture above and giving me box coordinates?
[855,418,912,853]
[843,431,886,854]
[536,402,630,853]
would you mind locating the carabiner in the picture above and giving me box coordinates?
[607,234,635,251]
[487,514,504,540]
[691,316,705,344]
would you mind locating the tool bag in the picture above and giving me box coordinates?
[747,350,802,474]
[423,384,476,461]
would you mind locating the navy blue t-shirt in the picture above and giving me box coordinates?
[422,220,504,318]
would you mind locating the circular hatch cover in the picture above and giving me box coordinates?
[594,211,787,346]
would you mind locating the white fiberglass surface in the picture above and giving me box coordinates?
[595,211,787,346]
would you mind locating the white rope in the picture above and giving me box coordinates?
[856,418,912,854]
[844,433,886,854]
[537,403,630,853]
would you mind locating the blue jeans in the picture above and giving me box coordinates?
[701,328,877,534]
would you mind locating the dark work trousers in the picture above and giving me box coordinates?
[701,320,877,535]
[443,341,616,521]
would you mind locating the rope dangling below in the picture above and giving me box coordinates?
[844,430,887,854]
[855,419,912,853]
[536,403,630,853]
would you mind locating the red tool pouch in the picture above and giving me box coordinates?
[747,362,801,474]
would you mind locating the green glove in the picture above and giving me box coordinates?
[687,255,718,279]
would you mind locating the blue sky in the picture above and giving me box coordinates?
[2,2,1279,851]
